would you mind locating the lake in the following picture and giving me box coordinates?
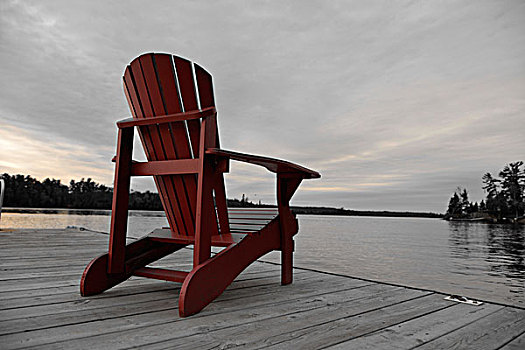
[1,210,524,308]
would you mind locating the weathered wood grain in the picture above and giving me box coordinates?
[1,228,522,350]
[161,292,441,350]
[500,331,525,350]
[326,302,503,349]
[0,271,351,338]
[416,307,525,350]
[15,282,381,349]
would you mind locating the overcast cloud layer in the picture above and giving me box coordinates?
[1,0,524,212]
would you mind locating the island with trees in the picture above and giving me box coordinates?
[445,161,525,224]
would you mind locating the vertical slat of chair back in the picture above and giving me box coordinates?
[123,66,180,234]
[122,53,223,237]
[173,57,201,157]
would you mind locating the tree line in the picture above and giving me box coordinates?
[1,174,163,210]
[0,173,261,210]
[445,161,525,223]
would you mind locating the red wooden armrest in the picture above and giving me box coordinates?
[117,107,216,129]
[205,148,320,179]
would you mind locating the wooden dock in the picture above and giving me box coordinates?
[1,228,524,349]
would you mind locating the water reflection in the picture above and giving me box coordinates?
[448,222,525,299]
[486,224,525,279]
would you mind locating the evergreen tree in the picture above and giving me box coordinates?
[447,192,461,217]
[460,188,470,214]
[482,161,524,220]
[499,161,525,219]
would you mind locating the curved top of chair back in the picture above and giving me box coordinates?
[122,53,218,236]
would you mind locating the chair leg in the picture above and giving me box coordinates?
[276,176,301,285]
[281,235,294,285]
[179,219,282,317]
[81,237,185,296]
[278,212,298,285]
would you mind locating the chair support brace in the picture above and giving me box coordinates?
[117,107,216,128]
[131,159,201,176]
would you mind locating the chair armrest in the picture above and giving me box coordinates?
[117,107,217,129]
[205,148,320,179]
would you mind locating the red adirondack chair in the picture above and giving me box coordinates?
[80,52,320,317]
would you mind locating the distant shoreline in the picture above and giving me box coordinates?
[1,206,443,219]
[0,174,444,219]
[290,206,443,218]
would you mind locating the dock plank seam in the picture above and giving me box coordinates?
[408,306,507,349]
[2,282,376,348]
[0,273,349,337]
[110,288,431,350]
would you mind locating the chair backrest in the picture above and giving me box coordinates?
[122,53,219,236]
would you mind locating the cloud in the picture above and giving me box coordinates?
[0,122,113,183]
[1,0,524,212]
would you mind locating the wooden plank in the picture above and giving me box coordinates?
[116,107,215,128]
[154,53,198,222]
[0,266,290,310]
[0,261,276,294]
[0,233,104,239]
[0,257,276,302]
[0,289,179,324]
[500,331,525,350]
[0,269,311,324]
[228,207,279,211]
[416,307,525,350]
[229,223,267,230]
[229,228,259,233]
[133,267,188,283]
[0,240,106,246]
[0,276,82,293]
[228,208,278,214]
[133,57,189,235]
[0,272,82,283]
[173,56,200,157]
[0,277,172,302]
[130,159,200,176]
[207,148,320,178]
[1,279,376,349]
[0,271,346,343]
[326,302,503,349]
[0,281,178,311]
[107,127,133,273]
[228,218,274,224]
[0,250,105,258]
[124,64,181,234]
[194,63,214,109]
[37,283,407,350]
[0,241,106,247]
[150,290,437,350]
[0,251,105,260]
[0,240,107,246]
[146,229,235,247]
[140,53,195,236]
[2,228,522,350]
[0,266,95,279]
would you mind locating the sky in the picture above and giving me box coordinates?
[1,0,524,212]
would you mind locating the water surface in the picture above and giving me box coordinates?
[264,216,524,308]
